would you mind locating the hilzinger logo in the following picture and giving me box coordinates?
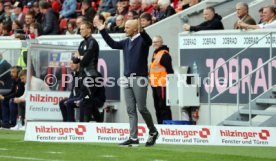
[35,125,86,136]
[220,129,270,140]
[30,94,67,105]
[161,128,210,138]
[259,130,270,140]
[96,126,146,136]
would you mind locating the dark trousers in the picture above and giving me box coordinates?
[152,86,172,124]
[1,99,9,125]
[79,99,102,122]
[59,98,79,122]
[9,99,18,125]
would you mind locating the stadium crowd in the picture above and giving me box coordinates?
[0,0,203,37]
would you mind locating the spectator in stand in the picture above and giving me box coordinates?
[11,20,22,35]
[24,11,43,35]
[116,1,129,17]
[2,2,12,25]
[32,1,43,24]
[66,21,77,35]
[140,12,152,28]
[76,16,86,34]
[234,2,256,29]
[238,6,276,29]
[141,0,152,13]
[258,7,264,24]
[2,22,11,36]
[130,0,142,15]
[11,1,25,25]
[29,22,39,39]
[0,66,24,129]
[119,0,130,9]
[127,9,138,20]
[109,15,125,33]
[98,0,117,16]
[39,1,59,35]
[149,35,173,124]
[183,6,224,32]
[59,0,77,19]
[0,22,3,35]
[81,0,96,23]
[0,1,4,22]
[182,0,200,10]
[151,0,162,23]
[93,14,105,33]
[157,0,175,21]
[49,0,61,15]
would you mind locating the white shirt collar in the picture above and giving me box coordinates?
[130,33,140,41]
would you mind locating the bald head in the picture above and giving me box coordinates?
[124,20,139,37]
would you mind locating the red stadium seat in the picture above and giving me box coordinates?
[59,18,68,30]
[23,5,29,14]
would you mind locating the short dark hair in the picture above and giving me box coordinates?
[11,66,22,74]
[82,0,91,7]
[140,12,152,22]
[205,6,215,13]
[81,21,93,30]
[26,11,35,18]
[96,14,105,23]
[39,1,51,9]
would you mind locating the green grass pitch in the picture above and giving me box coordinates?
[0,129,276,161]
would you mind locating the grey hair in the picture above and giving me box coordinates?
[236,2,249,11]
[153,35,163,44]
[158,0,170,7]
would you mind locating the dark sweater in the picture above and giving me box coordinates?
[3,79,25,100]
[100,29,152,77]
[78,35,99,77]
[190,13,224,32]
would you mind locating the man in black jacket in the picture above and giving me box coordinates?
[81,0,96,23]
[39,1,59,35]
[59,57,82,122]
[158,0,175,21]
[183,6,224,32]
[75,21,104,122]
[0,66,24,128]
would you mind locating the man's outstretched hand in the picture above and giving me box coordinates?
[93,19,105,31]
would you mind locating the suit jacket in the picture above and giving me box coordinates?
[234,15,256,29]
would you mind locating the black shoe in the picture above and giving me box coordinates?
[1,123,11,129]
[145,131,159,147]
[119,138,139,147]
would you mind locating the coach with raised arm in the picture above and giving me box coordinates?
[94,18,159,147]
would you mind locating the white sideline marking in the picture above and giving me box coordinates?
[152,160,167,161]
[0,148,8,151]
[0,155,64,161]
[100,155,117,158]
[46,152,63,154]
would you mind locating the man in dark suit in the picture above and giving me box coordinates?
[234,2,256,29]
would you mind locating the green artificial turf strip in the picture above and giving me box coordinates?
[0,129,276,161]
